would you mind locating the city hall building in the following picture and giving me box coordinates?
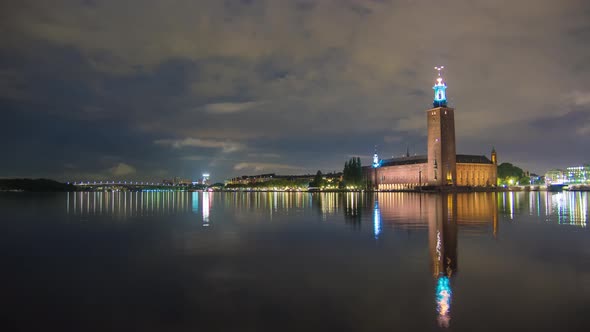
[364,68,497,190]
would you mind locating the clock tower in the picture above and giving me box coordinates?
[427,67,457,186]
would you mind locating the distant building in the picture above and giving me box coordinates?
[545,165,590,185]
[226,173,278,185]
[226,172,342,186]
[565,165,590,184]
[163,177,192,185]
[545,169,565,185]
[202,173,210,185]
[364,68,497,189]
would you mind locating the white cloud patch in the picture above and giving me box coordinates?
[570,91,590,107]
[202,101,264,114]
[108,163,136,176]
[233,162,301,172]
[247,153,281,158]
[155,137,244,153]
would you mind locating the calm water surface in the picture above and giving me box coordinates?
[1,191,589,331]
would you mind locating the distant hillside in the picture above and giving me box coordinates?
[0,178,77,192]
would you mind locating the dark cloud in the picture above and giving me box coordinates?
[1,0,590,181]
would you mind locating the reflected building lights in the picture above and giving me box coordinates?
[202,192,210,226]
[62,191,588,229]
[192,192,199,214]
[580,193,587,227]
[509,192,514,220]
[373,200,381,239]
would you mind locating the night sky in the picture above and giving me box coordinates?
[1,0,589,182]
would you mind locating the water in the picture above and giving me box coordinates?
[1,191,589,331]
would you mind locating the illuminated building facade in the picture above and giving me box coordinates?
[365,68,497,189]
[545,169,565,185]
[565,166,590,184]
[545,165,590,185]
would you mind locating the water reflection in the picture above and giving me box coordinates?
[497,191,588,227]
[428,194,458,328]
[66,191,196,218]
[66,191,588,229]
[202,192,210,226]
[34,190,590,330]
[373,199,381,239]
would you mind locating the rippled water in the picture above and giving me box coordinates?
[1,191,589,331]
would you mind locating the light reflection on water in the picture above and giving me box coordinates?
[3,190,579,330]
[62,190,590,329]
[65,191,589,228]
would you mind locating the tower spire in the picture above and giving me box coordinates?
[433,66,447,107]
[372,145,381,168]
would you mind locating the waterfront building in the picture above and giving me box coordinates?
[226,172,343,186]
[565,165,590,184]
[545,165,590,185]
[163,177,193,185]
[364,68,497,189]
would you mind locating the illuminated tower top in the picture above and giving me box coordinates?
[372,146,381,168]
[433,66,447,108]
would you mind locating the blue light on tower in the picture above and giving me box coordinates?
[433,66,447,107]
[372,147,381,168]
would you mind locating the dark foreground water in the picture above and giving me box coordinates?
[1,191,589,331]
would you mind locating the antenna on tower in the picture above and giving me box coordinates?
[435,66,444,77]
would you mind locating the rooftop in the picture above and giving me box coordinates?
[456,154,493,164]
[380,155,427,167]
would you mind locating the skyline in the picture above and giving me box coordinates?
[2,0,590,182]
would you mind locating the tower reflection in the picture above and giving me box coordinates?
[428,193,457,328]
[371,192,497,328]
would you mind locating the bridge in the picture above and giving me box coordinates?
[70,180,207,191]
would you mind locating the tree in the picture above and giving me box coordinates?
[310,170,323,188]
[357,158,364,186]
[343,160,350,182]
[342,157,363,187]
[497,162,526,185]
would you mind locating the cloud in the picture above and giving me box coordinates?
[154,138,244,153]
[247,153,281,158]
[576,124,590,136]
[108,163,136,176]
[181,155,207,161]
[394,115,426,133]
[233,162,302,172]
[2,0,590,178]
[570,91,590,106]
[0,69,27,100]
[202,101,263,114]
[383,135,402,143]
